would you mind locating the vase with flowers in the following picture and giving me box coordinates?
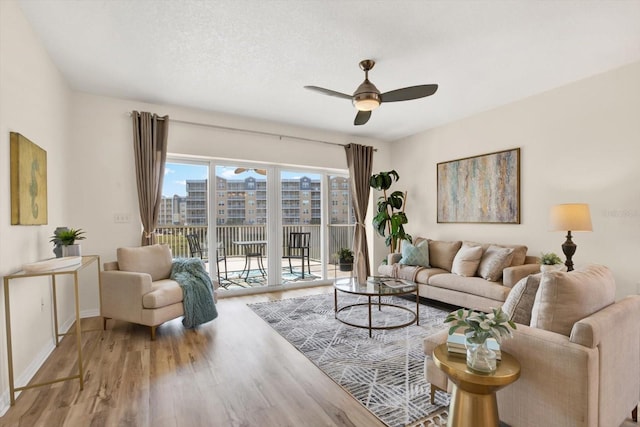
[445,307,516,374]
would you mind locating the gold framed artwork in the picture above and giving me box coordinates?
[10,132,48,225]
[437,148,520,224]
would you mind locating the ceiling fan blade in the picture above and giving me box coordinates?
[381,84,438,103]
[256,169,267,175]
[234,167,247,174]
[304,85,352,100]
[354,110,372,126]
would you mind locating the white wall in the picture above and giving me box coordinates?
[0,0,73,411]
[391,61,640,299]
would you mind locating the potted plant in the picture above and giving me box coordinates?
[445,307,516,373]
[50,228,86,257]
[337,248,354,271]
[369,170,411,254]
[539,252,564,272]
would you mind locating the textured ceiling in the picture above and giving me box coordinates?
[16,0,640,141]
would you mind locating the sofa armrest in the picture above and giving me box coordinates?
[498,324,599,426]
[502,263,540,287]
[100,270,153,322]
[570,296,640,424]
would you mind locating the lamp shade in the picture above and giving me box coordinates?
[549,203,593,232]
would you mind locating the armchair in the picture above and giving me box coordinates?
[100,244,184,339]
[424,265,640,427]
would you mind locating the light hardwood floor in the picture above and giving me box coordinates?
[0,285,387,427]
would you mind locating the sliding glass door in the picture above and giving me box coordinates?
[163,157,353,291]
[157,160,210,268]
[280,170,322,284]
[214,165,269,288]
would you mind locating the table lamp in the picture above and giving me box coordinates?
[549,203,592,271]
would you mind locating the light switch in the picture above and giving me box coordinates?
[114,213,131,223]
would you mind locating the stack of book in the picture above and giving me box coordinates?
[446,331,501,360]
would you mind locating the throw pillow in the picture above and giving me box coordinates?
[530,264,616,336]
[502,273,542,325]
[477,245,514,281]
[451,243,483,277]
[117,244,173,281]
[399,240,430,268]
[428,240,462,271]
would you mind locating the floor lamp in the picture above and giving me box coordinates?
[549,203,593,272]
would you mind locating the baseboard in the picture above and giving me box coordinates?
[0,338,57,416]
[0,309,101,416]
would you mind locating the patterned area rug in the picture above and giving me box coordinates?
[248,293,451,427]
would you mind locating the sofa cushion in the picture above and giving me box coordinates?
[451,243,483,277]
[428,240,462,272]
[477,245,514,281]
[501,244,528,267]
[117,244,173,281]
[399,239,430,268]
[428,273,511,302]
[530,264,616,336]
[502,273,542,325]
[466,241,528,267]
[142,279,184,309]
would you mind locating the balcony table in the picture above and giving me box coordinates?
[233,240,267,279]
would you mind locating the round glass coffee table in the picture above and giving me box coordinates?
[333,276,419,337]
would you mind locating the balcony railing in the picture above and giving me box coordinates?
[155,224,353,263]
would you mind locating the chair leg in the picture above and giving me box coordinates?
[103,317,109,330]
[150,326,157,340]
[632,404,637,422]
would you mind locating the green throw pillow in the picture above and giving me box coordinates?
[399,240,430,268]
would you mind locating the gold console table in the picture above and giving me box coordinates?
[3,255,101,405]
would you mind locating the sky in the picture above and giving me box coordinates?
[163,162,321,197]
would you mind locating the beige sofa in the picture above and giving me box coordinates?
[424,265,640,427]
[100,244,185,339]
[378,238,540,312]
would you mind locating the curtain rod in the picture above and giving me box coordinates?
[128,112,376,151]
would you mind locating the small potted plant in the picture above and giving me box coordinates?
[445,307,516,373]
[337,248,354,271]
[540,252,564,272]
[50,228,86,257]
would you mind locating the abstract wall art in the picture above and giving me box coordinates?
[437,148,520,224]
[10,132,48,225]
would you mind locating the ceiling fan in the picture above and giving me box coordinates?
[234,167,266,175]
[304,59,438,126]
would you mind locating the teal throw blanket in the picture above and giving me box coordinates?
[171,258,218,328]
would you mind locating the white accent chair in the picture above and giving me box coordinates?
[100,244,184,340]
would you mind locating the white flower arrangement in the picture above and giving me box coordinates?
[444,307,517,345]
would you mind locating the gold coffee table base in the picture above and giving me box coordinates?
[433,344,520,427]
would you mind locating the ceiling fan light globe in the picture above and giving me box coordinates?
[353,94,381,111]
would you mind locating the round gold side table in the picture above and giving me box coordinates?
[432,343,520,427]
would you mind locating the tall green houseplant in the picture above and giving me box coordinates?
[370,170,411,254]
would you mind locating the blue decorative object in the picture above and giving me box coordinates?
[52,226,68,258]
[399,240,430,267]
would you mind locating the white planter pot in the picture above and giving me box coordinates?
[540,264,565,273]
[62,244,82,257]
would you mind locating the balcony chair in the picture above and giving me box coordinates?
[283,232,311,278]
[186,234,228,287]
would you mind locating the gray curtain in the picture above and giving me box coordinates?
[131,111,169,246]
[345,143,374,282]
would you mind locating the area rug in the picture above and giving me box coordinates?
[248,293,451,427]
